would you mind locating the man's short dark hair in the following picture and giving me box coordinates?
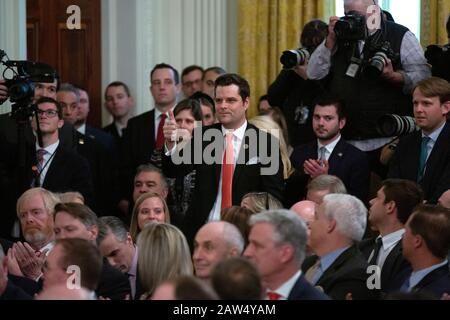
[214,73,250,102]
[211,257,263,300]
[97,216,129,246]
[381,179,424,225]
[150,63,180,85]
[35,97,63,119]
[54,202,98,229]
[300,19,328,49]
[314,94,346,120]
[56,238,102,291]
[408,204,450,259]
[190,91,216,115]
[173,98,203,121]
[181,65,204,82]
[203,66,227,79]
[105,81,131,98]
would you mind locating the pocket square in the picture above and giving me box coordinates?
[246,157,259,165]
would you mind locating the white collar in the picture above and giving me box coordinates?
[221,120,247,141]
[267,270,302,300]
[35,140,59,154]
[77,123,86,135]
[318,134,341,154]
[380,229,405,250]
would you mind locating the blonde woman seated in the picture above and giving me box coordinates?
[130,192,171,242]
[240,192,284,213]
[137,223,193,299]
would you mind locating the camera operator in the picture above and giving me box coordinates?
[425,14,450,83]
[267,19,328,147]
[307,0,431,178]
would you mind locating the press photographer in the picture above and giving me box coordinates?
[267,19,328,147]
[307,0,430,178]
[425,14,450,83]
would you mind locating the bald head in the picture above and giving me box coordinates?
[290,201,316,226]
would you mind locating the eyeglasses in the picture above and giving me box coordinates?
[36,109,59,118]
[183,79,202,88]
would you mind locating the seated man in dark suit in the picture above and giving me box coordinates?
[53,203,131,299]
[163,73,284,244]
[388,77,450,203]
[244,209,329,300]
[400,204,450,298]
[303,193,379,300]
[289,95,370,205]
[361,179,424,293]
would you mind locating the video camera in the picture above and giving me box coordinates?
[334,12,367,42]
[280,48,310,69]
[376,114,419,137]
[1,49,57,120]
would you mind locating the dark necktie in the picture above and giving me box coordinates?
[34,149,47,187]
[368,237,383,266]
[155,113,167,150]
[417,136,431,182]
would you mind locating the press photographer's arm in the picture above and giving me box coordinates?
[0,80,7,102]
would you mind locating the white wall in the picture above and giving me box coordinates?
[101,0,238,125]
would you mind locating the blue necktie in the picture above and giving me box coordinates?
[400,277,410,292]
[417,136,430,182]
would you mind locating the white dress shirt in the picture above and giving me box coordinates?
[368,229,405,269]
[266,270,302,300]
[317,135,341,161]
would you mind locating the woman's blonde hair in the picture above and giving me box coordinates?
[130,192,171,242]
[249,115,293,179]
[137,223,193,297]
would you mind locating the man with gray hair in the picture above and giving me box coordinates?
[97,216,143,299]
[304,193,378,299]
[193,221,244,282]
[244,209,329,300]
[306,174,347,204]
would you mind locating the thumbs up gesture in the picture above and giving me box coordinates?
[163,110,178,150]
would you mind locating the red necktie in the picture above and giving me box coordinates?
[155,113,167,150]
[267,292,281,300]
[221,131,234,210]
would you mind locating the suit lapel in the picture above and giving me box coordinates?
[140,110,156,152]
[42,146,63,189]
[328,139,345,173]
[412,265,449,292]
[422,122,450,188]
[233,124,253,184]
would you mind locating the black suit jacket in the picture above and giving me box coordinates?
[359,237,411,293]
[288,274,330,300]
[163,123,285,243]
[409,264,450,298]
[288,138,370,206]
[85,125,117,155]
[97,258,131,300]
[103,122,122,144]
[0,281,32,300]
[388,121,450,203]
[302,246,380,300]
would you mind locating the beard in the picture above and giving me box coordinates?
[23,229,47,244]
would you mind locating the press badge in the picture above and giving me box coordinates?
[346,57,362,78]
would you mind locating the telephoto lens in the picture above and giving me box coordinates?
[376,114,418,137]
[280,48,310,69]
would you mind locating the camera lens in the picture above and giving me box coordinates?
[377,114,418,137]
[280,49,309,69]
[365,51,388,79]
[8,81,35,102]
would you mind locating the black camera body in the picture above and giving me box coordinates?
[280,48,310,69]
[334,13,367,42]
[365,41,400,78]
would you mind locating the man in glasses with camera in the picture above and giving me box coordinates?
[307,0,430,180]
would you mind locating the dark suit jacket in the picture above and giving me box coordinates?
[96,258,131,300]
[359,237,411,293]
[0,238,13,253]
[288,274,330,300]
[388,121,450,203]
[163,123,285,244]
[103,122,122,143]
[119,110,156,200]
[302,246,380,300]
[410,264,450,298]
[0,281,32,300]
[85,124,116,155]
[288,138,370,206]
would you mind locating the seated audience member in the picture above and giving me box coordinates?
[439,189,450,208]
[181,65,204,98]
[249,115,294,180]
[97,216,143,300]
[41,238,102,299]
[201,66,226,99]
[290,95,370,204]
[53,203,131,299]
[193,221,244,282]
[8,188,59,281]
[290,200,316,256]
[152,275,218,300]
[241,192,283,214]
[190,91,217,126]
[424,15,450,83]
[400,204,450,298]
[103,81,135,141]
[361,179,424,293]
[137,223,193,299]
[304,194,378,300]
[257,95,274,116]
[221,206,254,245]
[211,257,263,300]
[305,174,347,204]
[129,192,171,243]
[244,209,329,300]
[57,191,84,204]
[0,244,31,300]
[388,77,450,203]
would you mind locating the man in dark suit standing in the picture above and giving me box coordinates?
[163,73,284,243]
[289,95,370,205]
[389,77,450,203]
[244,209,329,300]
[303,193,379,300]
[401,204,450,298]
[361,179,424,293]
[119,63,181,213]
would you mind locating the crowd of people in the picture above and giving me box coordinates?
[0,0,449,300]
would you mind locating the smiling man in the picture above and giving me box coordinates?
[389,77,450,203]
